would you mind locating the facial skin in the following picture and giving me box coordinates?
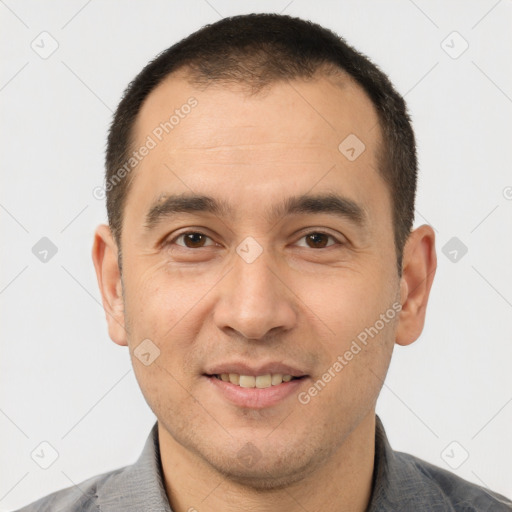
[92,70,436,512]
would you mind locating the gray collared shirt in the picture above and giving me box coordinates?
[14,415,512,511]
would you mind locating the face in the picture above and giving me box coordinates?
[93,71,434,489]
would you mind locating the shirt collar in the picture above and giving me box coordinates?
[367,415,453,511]
[97,421,173,512]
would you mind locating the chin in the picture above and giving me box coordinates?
[211,458,318,491]
[200,436,332,491]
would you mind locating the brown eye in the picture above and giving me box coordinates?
[173,232,214,248]
[306,233,330,248]
[297,232,339,249]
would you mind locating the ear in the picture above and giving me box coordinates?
[395,224,437,346]
[91,224,128,346]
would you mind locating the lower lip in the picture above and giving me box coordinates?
[205,376,307,409]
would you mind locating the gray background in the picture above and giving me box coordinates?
[1,0,511,510]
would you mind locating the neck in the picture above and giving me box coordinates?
[159,410,376,512]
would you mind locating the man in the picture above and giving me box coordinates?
[16,12,511,512]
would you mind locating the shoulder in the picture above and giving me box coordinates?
[12,421,170,512]
[12,421,169,512]
[11,466,126,512]
[394,450,512,511]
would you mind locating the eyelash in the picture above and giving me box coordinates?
[165,230,343,249]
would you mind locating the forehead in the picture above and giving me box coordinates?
[135,70,380,152]
[126,71,389,233]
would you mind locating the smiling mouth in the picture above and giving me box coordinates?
[207,373,305,388]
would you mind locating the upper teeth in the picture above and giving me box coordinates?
[216,373,294,388]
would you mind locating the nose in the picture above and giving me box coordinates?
[213,249,297,341]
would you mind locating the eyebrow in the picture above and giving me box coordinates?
[144,192,367,230]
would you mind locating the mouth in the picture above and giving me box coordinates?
[203,368,309,409]
[207,373,306,388]
[202,362,309,408]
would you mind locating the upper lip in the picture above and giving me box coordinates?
[204,361,308,378]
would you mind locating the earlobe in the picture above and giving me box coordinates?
[395,224,437,347]
[91,224,128,346]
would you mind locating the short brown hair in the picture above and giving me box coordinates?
[105,13,417,274]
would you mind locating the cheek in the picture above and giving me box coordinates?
[300,268,398,405]
[122,263,204,407]
[122,260,219,379]
[122,258,209,331]
[130,357,196,432]
[308,266,395,345]
[299,318,396,430]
